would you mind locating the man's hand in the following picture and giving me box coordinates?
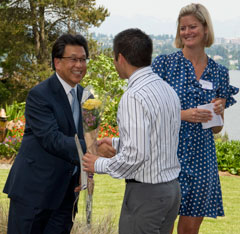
[83,153,99,173]
[74,184,81,193]
[97,143,116,158]
[97,137,113,146]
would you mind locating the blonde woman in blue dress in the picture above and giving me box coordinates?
[152,3,239,234]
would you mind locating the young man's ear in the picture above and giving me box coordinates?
[118,53,127,65]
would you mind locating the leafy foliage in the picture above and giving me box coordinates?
[0,102,25,159]
[0,0,109,105]
[214,132,229,142]
[81,54,127,127]
[4,101,25,121]
[216,140,240,175]
[0,136,21,160]
[0,81,11,103]
[98,124,119,139]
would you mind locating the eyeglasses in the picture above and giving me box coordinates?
[60,57,89,64]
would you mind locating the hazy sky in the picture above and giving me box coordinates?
[91,0,240,38]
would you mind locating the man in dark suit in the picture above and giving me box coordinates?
[3,34,89,233]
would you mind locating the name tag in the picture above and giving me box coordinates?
[199,79,213,90]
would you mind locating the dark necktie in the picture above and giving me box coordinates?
[70,88,79,133]
[70,88,79,175]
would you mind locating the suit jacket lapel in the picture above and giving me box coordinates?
[49,73,85,138]
[49,74,76,131]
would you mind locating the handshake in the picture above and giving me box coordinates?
[96,137,116,158]
[82,137,116,174]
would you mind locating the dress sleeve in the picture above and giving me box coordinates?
[152,54,168,80]
[216,66,239,108]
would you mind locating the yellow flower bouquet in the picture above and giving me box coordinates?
[82,98,102,132]
[80,86,105,227]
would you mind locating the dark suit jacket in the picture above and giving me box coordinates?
[3,73,86,209]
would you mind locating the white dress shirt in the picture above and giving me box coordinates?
[56,72,77,106]
[95,66,181,183]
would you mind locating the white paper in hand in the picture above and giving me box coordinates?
[197,103,223,129]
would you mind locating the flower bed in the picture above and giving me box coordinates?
[0,116,25,160]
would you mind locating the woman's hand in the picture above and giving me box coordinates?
[211,98,226,134]
[211,98,226,116]
[181,108,212,123]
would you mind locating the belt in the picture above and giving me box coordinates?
[125,179,141,183]
[125,178,178,184]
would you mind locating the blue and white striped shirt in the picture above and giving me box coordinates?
[95,66,181,183]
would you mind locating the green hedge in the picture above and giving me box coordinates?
[216,140,240,175]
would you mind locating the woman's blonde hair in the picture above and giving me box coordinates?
[174,3,214,48]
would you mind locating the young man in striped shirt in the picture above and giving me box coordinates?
[83,28,181,234]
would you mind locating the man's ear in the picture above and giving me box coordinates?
[54,58,61,71]
[118,53,127,65]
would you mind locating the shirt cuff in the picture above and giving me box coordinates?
[94,157,110,174]
[112,137,120,152]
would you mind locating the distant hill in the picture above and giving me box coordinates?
[91,33,240,70]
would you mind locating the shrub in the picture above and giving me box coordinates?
[0,115,25,160]
[0,81,11,105]
[216,140,240,175]
[98,124,119,139]
[4,101,25,121]
[0,139,20,160]
[81,53,127,127]
[214,132,229,142]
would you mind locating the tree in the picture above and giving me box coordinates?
[81,53,127,127]
[0,0,109,104]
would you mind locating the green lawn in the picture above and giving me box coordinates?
[1,169,240,234]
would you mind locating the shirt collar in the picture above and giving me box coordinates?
[56,72,77,95]
[128,66,153,88]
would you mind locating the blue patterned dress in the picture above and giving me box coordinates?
[152,50,239,218]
